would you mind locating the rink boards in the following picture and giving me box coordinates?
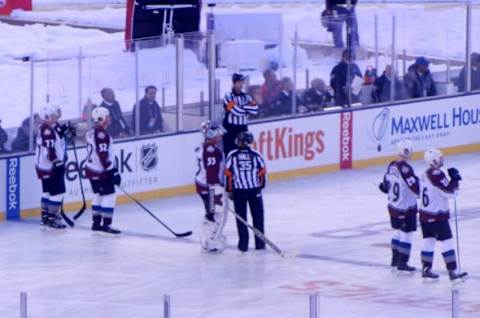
[1,92,480,219]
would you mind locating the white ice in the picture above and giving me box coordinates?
[0,152,478,317]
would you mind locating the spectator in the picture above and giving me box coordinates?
[330,49,362,107]
[11,115,40,152]
[404,57,437,99]
[359,66,378,105]
[269,77,306,116]
[98,87,130,138]
[132,85,163,135]
[260,69,282,108]
[374,65,403,103]
[323,0,360,50]
[0,119,8,154]
[302,78,333,111]
[457,52,480,92]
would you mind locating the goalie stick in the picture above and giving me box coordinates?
[119,186,192,238]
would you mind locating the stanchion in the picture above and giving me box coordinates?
[164,294,171,318]
[309,293,319,318]
[20,292,27,318]
[452,289,460,318]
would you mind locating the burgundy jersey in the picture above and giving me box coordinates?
[195,143,224,194]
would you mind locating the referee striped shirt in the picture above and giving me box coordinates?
[225,148,267,191]
[223,90,259,126]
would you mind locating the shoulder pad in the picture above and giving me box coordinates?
[432,169,441,176]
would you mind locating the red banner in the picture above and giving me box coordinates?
[340,112,353,169]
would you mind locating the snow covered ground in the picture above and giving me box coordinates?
[0,152,478,317]
[0,2,479,129]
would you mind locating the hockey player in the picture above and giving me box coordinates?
[379,139,419,273]
[195,122,228,253]
[35,106,67,229]
[419,149,467,281]
[85,107,122,235]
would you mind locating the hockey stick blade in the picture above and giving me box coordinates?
[73,203,86,220]
[119,186,192,238]
[60,203,75,227]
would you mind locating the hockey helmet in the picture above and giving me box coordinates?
[49,104,62,120]
[91,106,110,123]
[236,131,254,146]
[424,149,443,167]
[38,106,54,122]
[205,126,223,140]
[396,139,413,158]
[232,73,246,83]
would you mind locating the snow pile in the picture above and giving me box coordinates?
[11,7,125,29]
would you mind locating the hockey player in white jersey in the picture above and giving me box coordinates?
[35,106,67,229]
[85,107,122,235]
[379,139,419,273]
[195,121,228,253]
[419,149,467,281]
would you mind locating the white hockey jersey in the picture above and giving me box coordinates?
[419,167,458,222]
[383,160,419,214]
[35,122,65,177]
[85,125,115,175]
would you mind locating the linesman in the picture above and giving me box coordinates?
[225,132,267,252]
[222,73,259,156]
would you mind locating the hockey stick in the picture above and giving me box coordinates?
[60,200,74,227]
[119,186,193,238]
[71,140,87,220]
[453,197,462,272]
[227,207,291,258]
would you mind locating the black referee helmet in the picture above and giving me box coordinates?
[232,73,246,83]
[236,131,254,148]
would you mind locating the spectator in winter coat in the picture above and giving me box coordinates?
[0,119,8,154]
[457,53,480,92]
[374,65,403,103]
[132,85,163,135]
[359,66,378,105]
[260,68,282,109]
[323,0,360,49]
[98,87,130,138]
[330,50,362,107]
[269,77,307,116]
[404,57,437,99]
[302,78,333,111]
[11,115,39,152]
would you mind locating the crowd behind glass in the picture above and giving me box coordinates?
[1,50,479,157]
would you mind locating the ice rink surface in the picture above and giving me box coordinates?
[0,153,478,317]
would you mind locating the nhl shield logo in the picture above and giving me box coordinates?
[141,144,158,171]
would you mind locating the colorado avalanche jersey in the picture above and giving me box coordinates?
[419,167,458,222]
[35,122,64,176]
[195,143,224,193]
[383,160,419,215]
[85,125,115,176]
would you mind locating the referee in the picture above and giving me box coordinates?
[222,73,259,156]
[225,131,267,252]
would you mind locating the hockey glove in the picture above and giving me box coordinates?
[447,167,462,181]
[379,181,389,194]
[108,168,122,186]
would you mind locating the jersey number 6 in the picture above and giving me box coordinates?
[422,188,429,207]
